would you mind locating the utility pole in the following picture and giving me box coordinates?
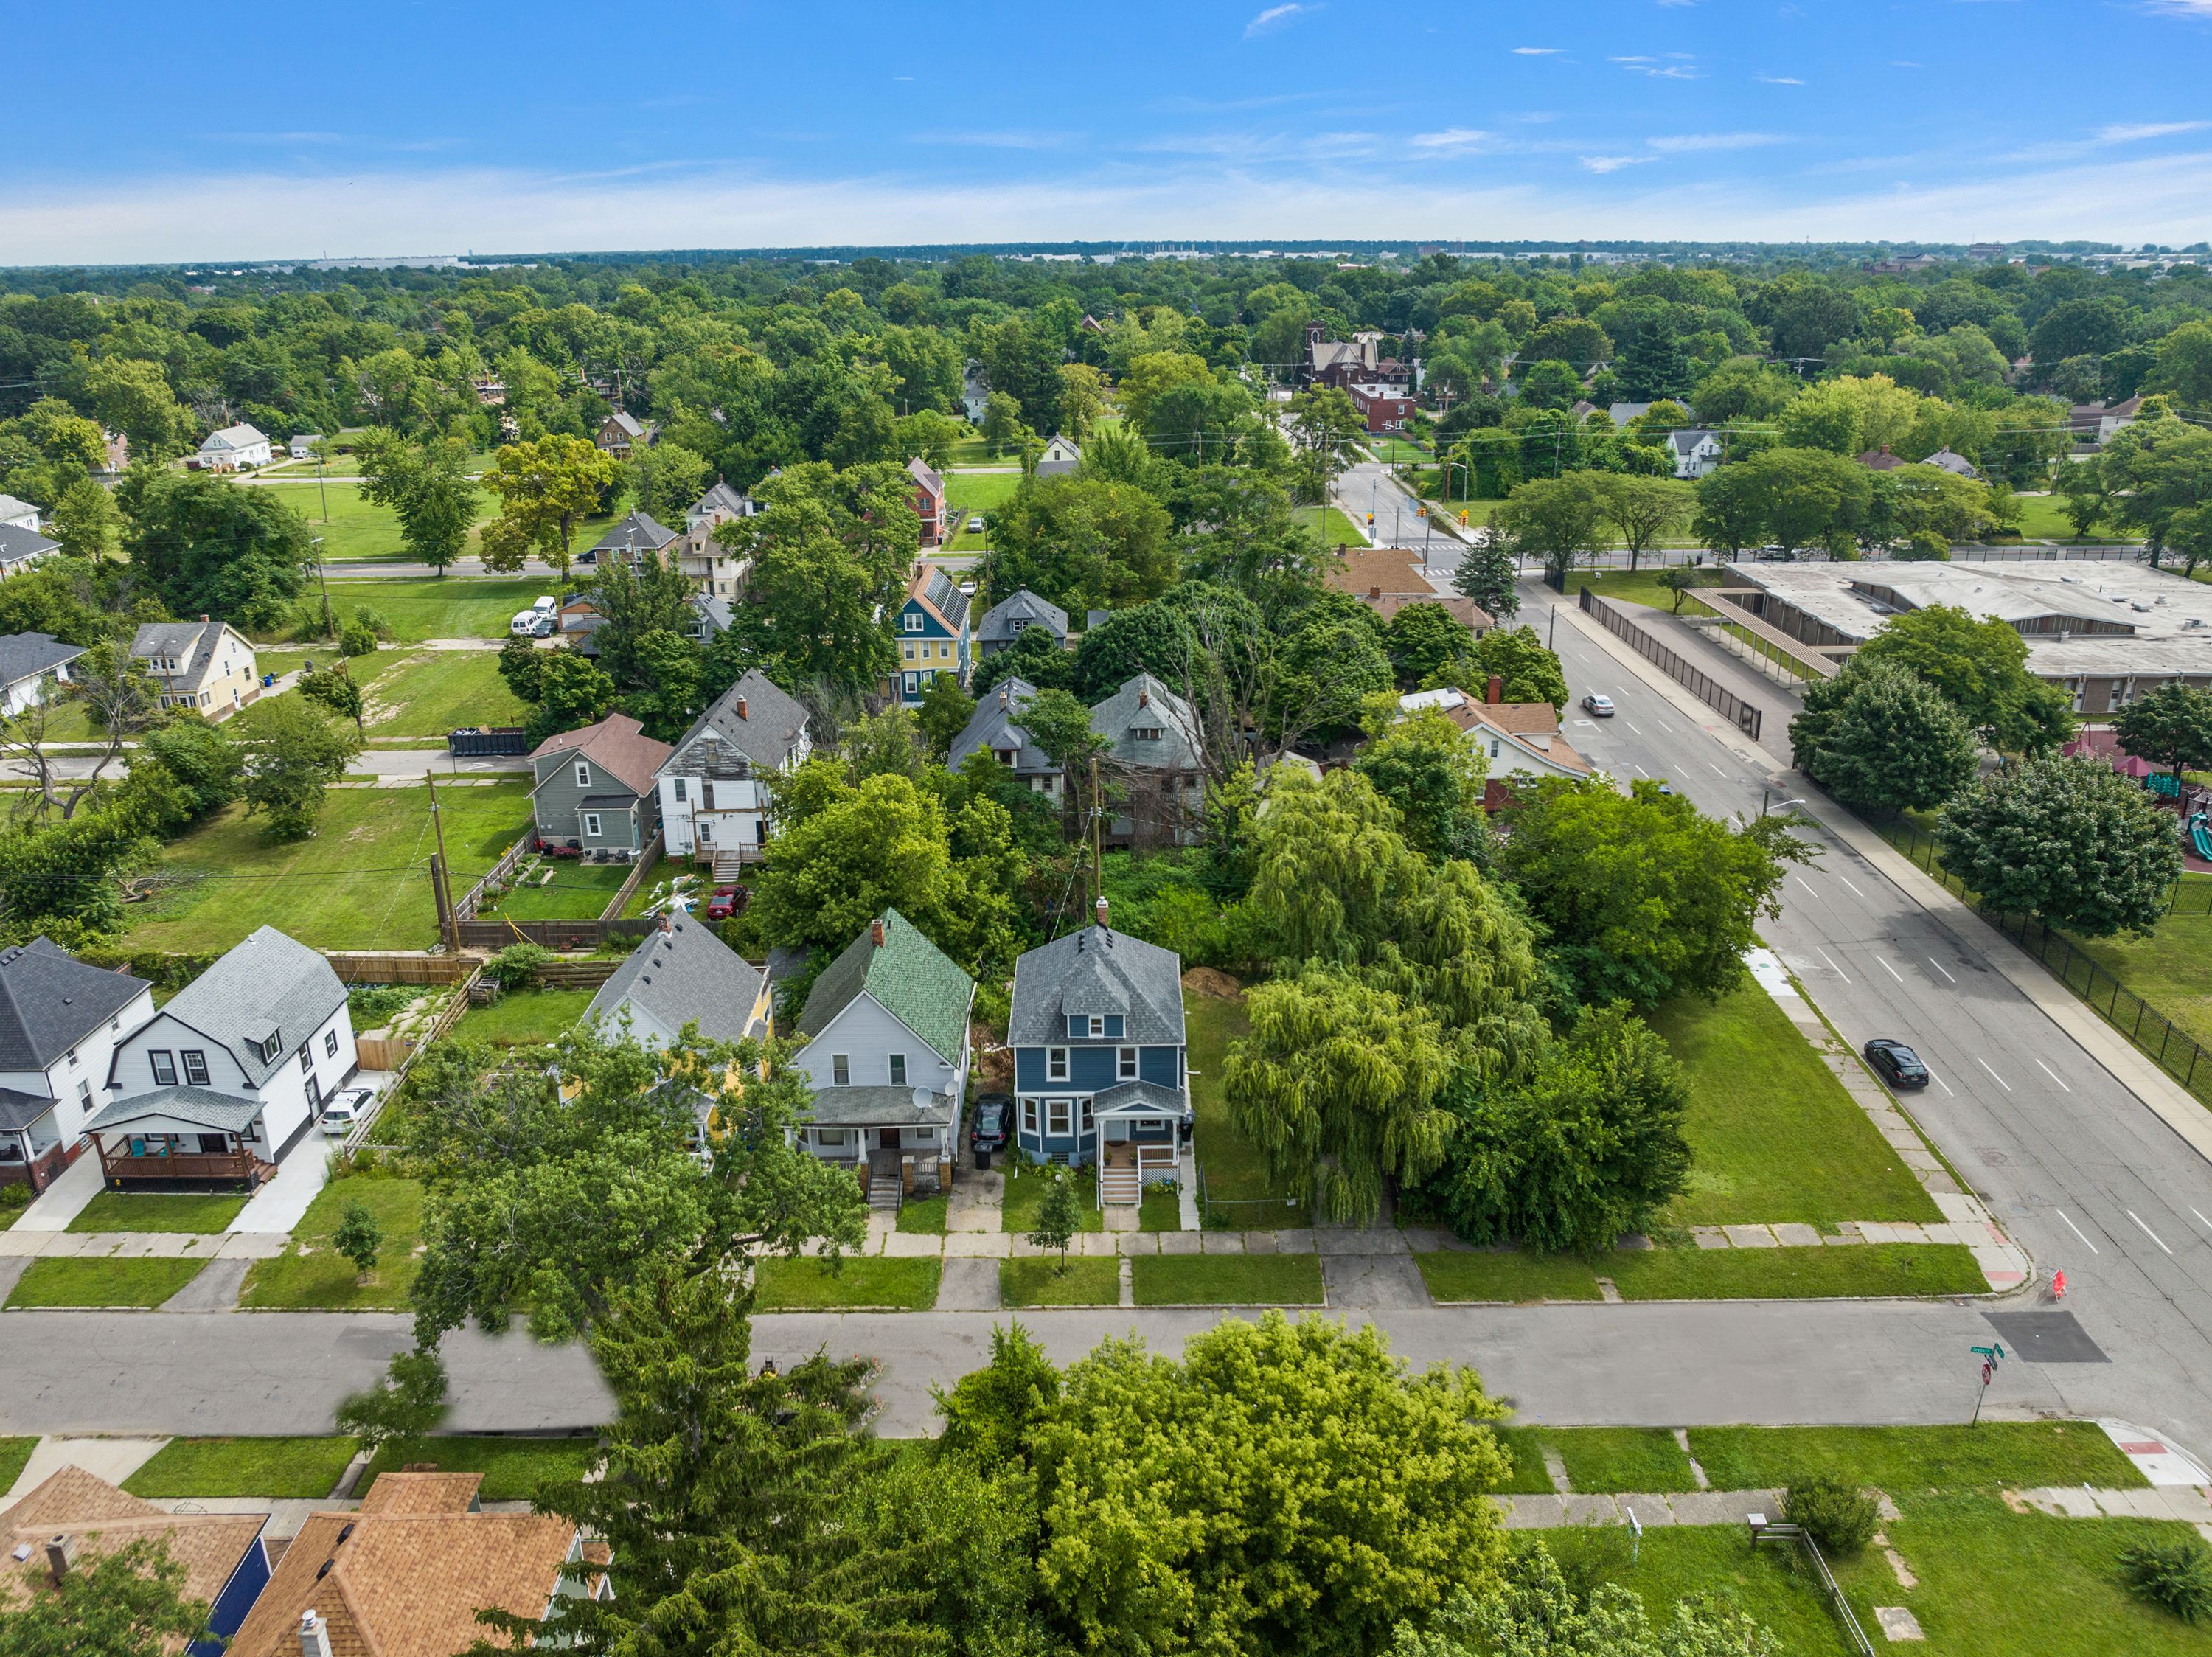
[425,769,459,952]
[1090,754,1105,917]
[312,538,333,640]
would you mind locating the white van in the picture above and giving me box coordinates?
[509,610,540,636]
[532,595,557,616]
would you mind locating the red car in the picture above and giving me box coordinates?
[705,885,748,922]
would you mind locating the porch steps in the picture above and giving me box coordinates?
[866,1175,902,1212]
[1099,1168,1141,1206]
[710,850,748,882]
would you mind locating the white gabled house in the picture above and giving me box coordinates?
[655,671,813,878]
[0,939,155,1198]
[86,927,355,1190]
[193,423,271,472]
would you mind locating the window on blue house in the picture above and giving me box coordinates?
[1048,1099,1071,1136]
[1022,1097,1038,1134]
[1047,1047,1068,1081]
[1087,1015,1105,1039]
[1119,1046,1138,1080]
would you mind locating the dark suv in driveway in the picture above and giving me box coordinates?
[1863,1038,1930,1089]
[970,1094,1011,1156]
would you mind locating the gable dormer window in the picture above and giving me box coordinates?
[904,612,923,633]
[1132,726,1164,742]
[1087,1015,1105,1039]
[575,761,592,788]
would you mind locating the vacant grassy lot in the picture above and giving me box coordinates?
[249,481,462,563]
[477,858,633,922]
[1686,1421,2141,1494]
[1652,984,1941,1229]
[316,577,555,643]
[2011,493,2130,544]
[1001,1256,1119,1306]
[1413,1249,1605,1303]
[753,1257,942,1310]
[1547,1524,1852,1656]
[241,1176,422,1311]
[1001,1161,1105,1234]
[359,1436,594,1501]
[122,1437,360,1499]
[946,471,1022,516]
[6,1257,207,1307]
[1296,504,1368,546]
[1130,1254,1324,1305]
[357,650,526,740]
[1610,1242,1985,1300]
[119,780,531,954]
[452,988,594,1049]
[1184,987,1299,1220]
[1572,565,1731,613]
[67,1191,247,1234]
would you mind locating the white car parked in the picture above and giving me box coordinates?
[319,1085,376,1136]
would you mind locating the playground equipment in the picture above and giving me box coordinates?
[2190,811,2212,863]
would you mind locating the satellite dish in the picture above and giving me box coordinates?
[912,1086,932,1114]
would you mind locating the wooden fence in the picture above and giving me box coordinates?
[323,952,475,985]
[344,964,482,1153]
[454,834,532,925]
[457,917,656,952]
[600,833,667,921]
[535,959,623,990]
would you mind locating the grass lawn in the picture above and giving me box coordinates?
[5,1256,207,1307]
[1001,1161,1105,1234]
[754,1257,942,1310]
[1184,988,1298,1220]
[1414,1249,1605,1303]
[1139,1188,1182,1232]
[946,472,1022,516]
[1545,1427,1702,1493]
[240,1176,422,1311]
[1547,1524,1854,1656]
[1130,1253,1325,1305]
[2010,493,2129,543]
[249,481,465,563]
[1652,984,1940,1229]
[1610,1242,1986,1300]
[1572,565,1730,613]
[122,1437,360,1500]
[0,1439,35,1493]
[1829,1495,2212,1657]
[356,650,526,740]
[478,858,633,922]
[358,1435,594,1501]
[1685,1421,2143,1495]
[314,577,554,644]
[1488,1427,1558,1494]
[1366,437,1431,464]
[619,858,698,919]
[1295,504,1368,546]
[2061,882,2212,1054]
[119,780,530,954]
[452,988,593,1049]
[1001,1256,1120,1307]
[67,1191,247,1234]
[896,1196,947,1235]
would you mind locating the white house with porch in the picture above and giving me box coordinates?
[790,910,974,1212]
[87,927,354,1190]
[0,940,154,1198]
[653,672,812,878]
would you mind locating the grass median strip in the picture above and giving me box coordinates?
[1001,1163,1104,1234]
[6,1257,209,1308]
[1608,1242,1985,1301]
[1130,1254,1324,1305]
[895,1197,948,1236]
[358,1435,594,1501]
[1686,1421,2144,1493]
[241,1176,421,1311]
[1001,1257,1120,1307]
[1415,1249,1605,1303]
[1545,1427,1702,1494]
[122,1436,361,1499]
[753,1257,942,1310]
[0,1439,35,1493]
[66,1192,247,1234]
[1488,1427,1559,1495]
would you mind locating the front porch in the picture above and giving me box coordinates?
[800,1104,959,1215]
[93,1131,275,1192]
[0,1133,79,1198]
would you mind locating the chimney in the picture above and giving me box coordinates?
[300,1609,335,1657]
[736,696,748,720]
[1094,896,1110,930]
[998,686,1009,709]
[1137,687,1149,708]
[870,918,886,948]
[1486,674,1503,706]
[658,909,672,935]
[199,614,210,624]
[45,1534,74,1586]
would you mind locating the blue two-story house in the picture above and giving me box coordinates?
[1007,897,1187,1206]
[892,562,970,706]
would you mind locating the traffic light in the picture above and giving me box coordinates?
[1366,513,1374,526]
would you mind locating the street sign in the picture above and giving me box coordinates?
[1625,1504,1642,1565]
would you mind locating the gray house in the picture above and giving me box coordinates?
[1090,673,1204,845]
[0,522,58,579]
[0,633,85,718]
[655,671,813,873]
[586,914,773,1050]
[946,678,1062,797]
[580,509,678,571]
[975,588,1069,659]
[527,713,673,856]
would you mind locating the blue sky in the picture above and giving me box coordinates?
[12,1,2212,263]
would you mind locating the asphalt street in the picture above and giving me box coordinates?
[1533,580,2212,1460]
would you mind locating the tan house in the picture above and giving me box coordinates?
[1399,679,1590,807]
[1324,544,1494,635]
[679,480,756,597]
[226,1470,601,1657]
[595,409,658,456]
[131,617,260,720]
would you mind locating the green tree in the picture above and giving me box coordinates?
[933,1320,1062,1467]
[332,1349,451,1457]
[1489,474,1607,584]
[356,431,480,575]
[1287,384,1364,501]
[1354,704,1491,864]
[1072,600,1193,700]
[2055,451,2114,540]
[406,1024,865,1347]
[1791,657,1979,814]
[623,440,712,525]
[1450,535,1520,621]
[2115,681,2212,790]
[1657,564,1705,614]
[523,650,617,748]
[0,810,152,944]
[973,624,1076,697]
[1859,602,2074,754]
[2102,416,2212,570]
[333,1198,384,1282]
[85,357,195,459]
[1428,1003,1693,1254]
[46,479,122,563]
[1592,474,1693,571]
[1937,755,2182,937]
[981,388,1026,451]
[1499,779,1807,1006]
[296,664,366,733]
[1116,350,1215,437]
[981,474,1175,616]
[1516,359,1585,411]
[1029,1167,1082,1271]
[232,694,363,840]
[1383,602,1477,690]
[115,468,316,632]
[1395,1545,1780,1657]
[1453,625,1568,710]
[914,672,976,762]
[1057,361,1107,440]
[1031,1313,1510,1657]
[481,434,621,588]
[0,1536,212,1657]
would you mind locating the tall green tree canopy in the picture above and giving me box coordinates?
[116,468,315,631]
[1858,602,2074,755]
[1937,754,2182,938]
[981,473,1175,616]
[1791,656,1980,815]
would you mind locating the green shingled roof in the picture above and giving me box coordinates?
[796,909,974,1066]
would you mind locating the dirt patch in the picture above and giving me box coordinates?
[1182,968,1244,1001]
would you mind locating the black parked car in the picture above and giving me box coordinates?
[1863,1038,1930,1089]
[970,1094,1011,1155]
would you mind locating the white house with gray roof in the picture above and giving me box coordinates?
[585,914,773,1052]
[0,632,85,718]
[1007,898,1186,1203]
[0,495,41,532]
[947,678,1062,796]
[680,481,757,597]
[654,671,813,875]
[193,423,271,471]
[89,927,354,1189]
[1090,673,1204,846]
[131,617,260,720]
[791,909,975,1205]
[0,521,60,579]
[0,940,153,1197]
[975,588,1068,659]
[580,509,679,571]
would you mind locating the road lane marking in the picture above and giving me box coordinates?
[2129,1210,2174,1255]
[1839,876,1865,897]
[1633,763,1650,777]
[2056,1209,2101,1254]
[1793,876,1819,897]
[1654,719,1675,734]
[1707,762,1726,775]
[1817,948,1851,983]
[2034,1058,2073,1093]
[1879,956,1905,983]
[1975,1056,2011,1091]
[1927,959,1957,983]
[2192,1207,2212,1234]
[1625,721,1644,734]
[1928,1069,1954,1096]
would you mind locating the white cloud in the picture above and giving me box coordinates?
[1756,74,1806,85]
[1244,3,1315,38]
[1579,155,1655,173]
[1512,46,1560,54]
[908,130,1075,150]
[2143,0,2212,14]
[2098,120,2211,142]
[1409,128,1495,154]
[1645,131,1785,153]
[1610,55,1655,61]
